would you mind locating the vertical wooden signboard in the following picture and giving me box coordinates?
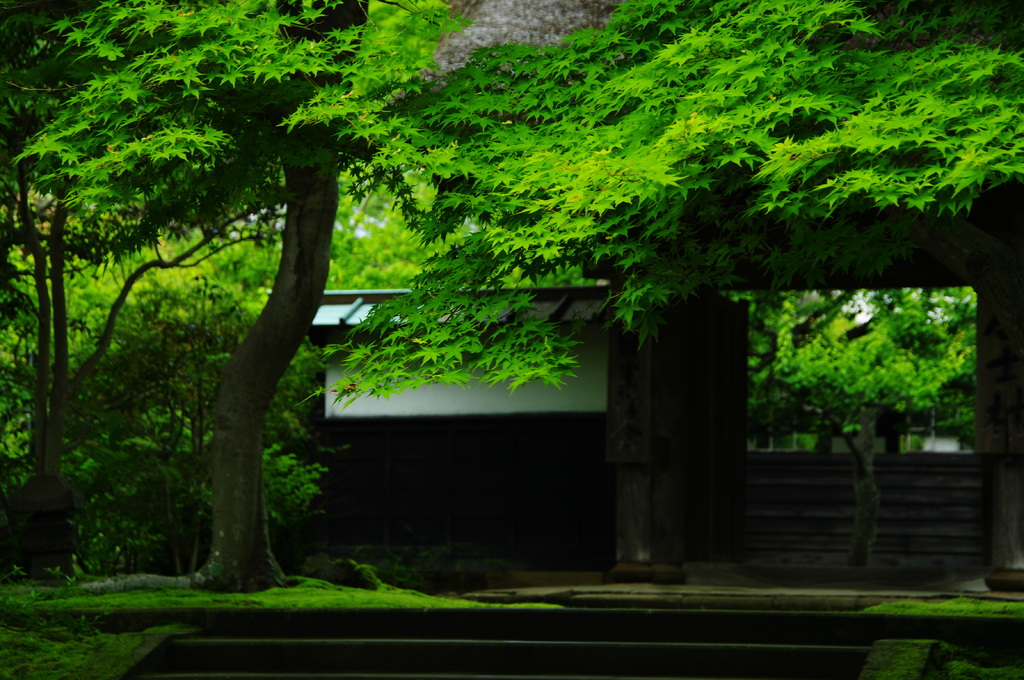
[977,297,1024,453]
[977,295,1024,585]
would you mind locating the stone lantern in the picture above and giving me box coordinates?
[9,474,84,582]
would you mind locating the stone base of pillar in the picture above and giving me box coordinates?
[608,562,654,583]
[9,475,84,584]
[651,563,687,584]
[608,562,686,584]
[21,510,78,582]
[27,550,75,583]
[985,570,1024,591]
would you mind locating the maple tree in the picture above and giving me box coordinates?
[333,0,1024,401]
[7,0,448,590]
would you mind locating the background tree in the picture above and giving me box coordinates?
[746,288,975,566]
[2,8,277,480]
[0,228,326,579]
[0,307,33,571]
[68,269,324,577]
[0,9,281,580]
[202,175,438,295]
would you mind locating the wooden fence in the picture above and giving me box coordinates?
[745,452,987,566]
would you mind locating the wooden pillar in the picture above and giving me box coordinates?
[683,296,748,563]
[977,295,1024,590]
[607,295,747,583]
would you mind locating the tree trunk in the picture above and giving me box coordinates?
[845,408,881,567]
[20,161,56,475]
[201,164,338,592]
[196,0,369,594]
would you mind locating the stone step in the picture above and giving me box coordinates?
[159,638,869,679]
[139,674,797,680]
[114,607,883,646]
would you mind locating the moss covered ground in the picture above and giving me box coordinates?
[864,596,1024,618]
[5,576,510,612]
[1,622,197,680]
[0,577,528,679]
[923,642,1024,680]
[8,588,1024,680]
[863,598,1024,679]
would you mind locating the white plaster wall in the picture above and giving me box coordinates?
[324,324,608,417]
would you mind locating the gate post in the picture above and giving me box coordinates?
[977,295,1024,590]
[606,295,747,582]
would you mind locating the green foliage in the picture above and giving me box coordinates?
[69,273,236,574]
[7,0,1019,422]
[8,0,462,409]
[263,446,328,573]
[329,0,1024,396]
[327,175,438,290]
[63,262,325,576]
[746,288,975,447]
[0,310,34,511]
[21,0,453,221]
[744,288,974,565]
[0,237,328,577]
[1,0,296,513]
[1,9,165,274]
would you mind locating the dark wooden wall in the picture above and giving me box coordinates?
[746,452,987,566]
[310,414,615,570]
[310,417,987,569]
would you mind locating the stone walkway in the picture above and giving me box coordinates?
[461,564,1024,610]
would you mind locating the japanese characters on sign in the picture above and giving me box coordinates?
[977,298,1024,453]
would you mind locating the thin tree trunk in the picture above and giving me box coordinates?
[19,176,72,476]
[46,200,70,473]
[189,528,200,576]
[843,408,881,567]
[19,161,53,475]
[201,164,338,592]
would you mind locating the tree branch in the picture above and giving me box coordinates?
[376,0,414,12]
[68,217,258,401]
